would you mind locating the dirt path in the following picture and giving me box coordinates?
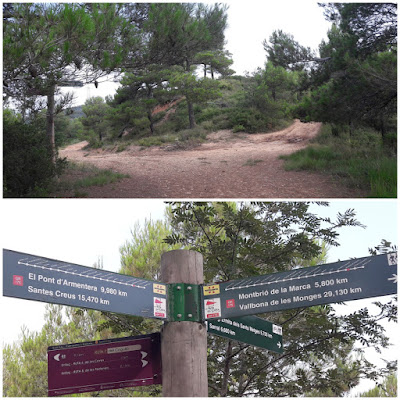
[59,120,365,198]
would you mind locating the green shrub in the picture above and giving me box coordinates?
[367,158,397,198]
[229,108,267,133]
[86,129,103,148]
[211,113,231,130]
[137,136,165,147]
[233,124,246,133]
[196,107,223,124]
[177,126,207,142]
[3,112,61,197]
[282,123,397,197]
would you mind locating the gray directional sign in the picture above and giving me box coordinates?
[3,250,167,319]
[202,253,397,320]
[207,315,283,353]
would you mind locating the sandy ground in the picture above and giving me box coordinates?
[59,120,365,198]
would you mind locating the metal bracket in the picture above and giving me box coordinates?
[167,283,201,322]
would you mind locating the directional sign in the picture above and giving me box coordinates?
[3,249,167,319]
[47,333,161,396]
[202,253,397,320]
[207,315,283,354]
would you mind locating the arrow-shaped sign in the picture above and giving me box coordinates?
[47,333,162,397]
[207,315,283,353]
[202,253,397,320]
[3,249,167,320]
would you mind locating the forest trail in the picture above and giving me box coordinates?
[59,120,366,198]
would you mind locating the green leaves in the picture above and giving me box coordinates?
[263,30,312,71]
[166,202,356,282]
[166,202,396,396]
[298,4,397,138]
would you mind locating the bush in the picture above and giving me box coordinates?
[196,107,223,124]
[233,124,246,133]
[282,123,397,197]
[177,126,207,141]
[229,108,268,133]
[3,112,61,197]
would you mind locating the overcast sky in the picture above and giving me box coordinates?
[1,200,398,393]
[67,1,332,105]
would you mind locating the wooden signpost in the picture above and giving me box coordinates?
[2,249,397,397]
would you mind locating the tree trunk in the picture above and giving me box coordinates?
[46,84,56,162]
[220,340,233,396]
[348,120,354,136]
[184,59,196,129]
[187,101,195,129]
[147,110,154,135]
[146,84,154,135]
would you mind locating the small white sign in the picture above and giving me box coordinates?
[387,252,397,266]
[273,324,283,336]
[204,298,221,319]
[154,297,167,318]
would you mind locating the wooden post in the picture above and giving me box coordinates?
[160,250,208,397]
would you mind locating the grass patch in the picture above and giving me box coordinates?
[243,159,263,166]
[73,168,128,188]
[135,126,207,148]
[50,162,129,197]
[281,124,397,197]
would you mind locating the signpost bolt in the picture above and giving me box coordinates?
[187,286,192,291]
[177,314,182,319]
[177,286,182,290]
[188,314,193,318]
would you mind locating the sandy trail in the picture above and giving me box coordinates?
[59,120,365,198]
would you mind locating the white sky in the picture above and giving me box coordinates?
[66,0,332,106]
[0,200,398,394]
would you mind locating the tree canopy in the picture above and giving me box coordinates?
[263,30,312,71]
[295,3,397,137]
[3,3,137,156]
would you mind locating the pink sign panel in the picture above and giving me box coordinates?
[48,333,161,396]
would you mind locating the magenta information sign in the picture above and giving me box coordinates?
[47,333,161,396]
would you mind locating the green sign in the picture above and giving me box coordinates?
[202,253,397,320]
[3,249,168,319]
[207,315,283,354]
